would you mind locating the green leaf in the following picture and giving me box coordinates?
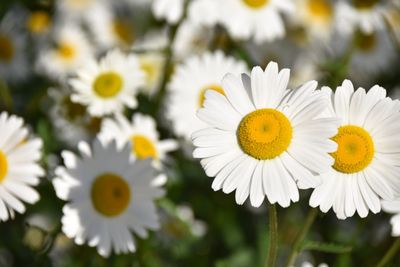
[301,240,353,254]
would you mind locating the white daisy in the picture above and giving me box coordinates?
[99,113,178,168]
[219,0,294,43]
[86,4,135,50]
[188,0,219,27]
[0,10,30,83]
[0,112,44,222]
[152,0,184,24]
[335,0,387,34]
[382,199,400,237]
[166,51,247,140]
[52,138,164,257]
[36,24,93,81]
[70,49,145,117]
[192,62,339,207]
[138,52,166,96]
[289,0,335,41]
[310,80,400,219]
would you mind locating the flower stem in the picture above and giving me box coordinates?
[284,208,319,267]
[265,203,278,267]
[376,237,400,267]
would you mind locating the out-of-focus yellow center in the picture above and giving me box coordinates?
[57,42,76,60]
[91,173,130,217]
[198,84,225,107]
[113,19,134,45]
[141,61,157,83]
[0,151,8,183]
[131,135,157,160]
[354,31,376,52]
[27,11,51,33]
[331,125,374,173]
[237,109,292,160]
[242,0,270,9]
[93,72,123,98]
[0,34,14,62]
[307,0,333,22]
[352,0,379,10]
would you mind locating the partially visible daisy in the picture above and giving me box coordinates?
[0,112,44,222]
[192,62,339,207]
[335,0,388,34]
[166,51,247,140]
[86,4,135,50]
[310,80,400,219]
[138,53,166,96]
[0,10,30,83]
[70,49,145,117]
[99,113,178,168]
[188,0,219,27]
[382,199,400,237]
[289,0,335,41]
[219,0,294,43]
[53,138,164,257]
[152,0,184,24]
[36,24,93,81]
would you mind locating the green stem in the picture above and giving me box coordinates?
[284,208,319,267]
[265,203,278,267]
[376,237,400,267]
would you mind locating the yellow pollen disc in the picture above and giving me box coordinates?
[352,0,379,10]
[113,20,134,45]
[307,0,333,21]
[131,135,158,160]
[242,0,270,9]
[198,84,225,107]
[237,109,292,160]
[0,151,8,183]
[93,72,123,98]
[27,11,51,33]
[141,61,157,83]
[331,125,374,174]
[91,173,131,217]
[57,42,76,60]
[0,34,15,62]
[354,31,376,52]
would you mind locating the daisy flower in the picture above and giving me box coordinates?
[0,10,30,83]
[188,0,219,27]
[166,51,247,140]
[52,138,164,257]
[310,80,400,219]
[152,0,184,24]
[99,113,178,168]
[70,49,145,117]
[289,0,335,42]
[0,112,44,222]
[219,0,294,43]
[382,199,400,237]
[335,0,387,34]
[36,24,93,81]
[192,62,339,207]
[138,52,166,96]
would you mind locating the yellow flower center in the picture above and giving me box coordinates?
[141,61,157,83]
[352,0,379,10]
[27,11,51,33]
[242,0,270,9]
[113,19,134,45]
[0,151,8,183]
[0,34,15,63]
[354,31,376,52]
[130,135,157,160]
[307,0,333,22]
[237,109,293,160]
[331,125,374,174]
[198,84,225,107]
[91,173,131,217]
[93,72,123,98]
[57,42,76,60]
